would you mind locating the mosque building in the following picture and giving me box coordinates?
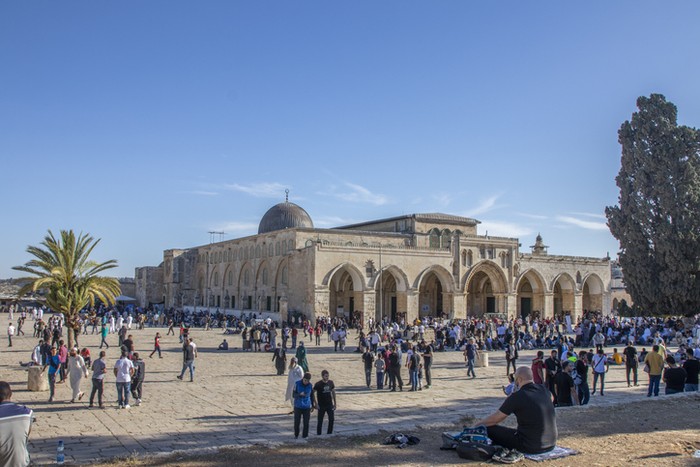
[136,195,611,325]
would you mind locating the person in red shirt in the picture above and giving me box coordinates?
[531,350,545,385]
[149,332,162,358]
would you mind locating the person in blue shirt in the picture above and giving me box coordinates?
[41,347,61,402]
[293,372,313,438]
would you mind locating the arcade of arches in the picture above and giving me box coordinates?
[323,262,606,323]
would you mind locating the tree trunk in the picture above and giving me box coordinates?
[66,325,75,350]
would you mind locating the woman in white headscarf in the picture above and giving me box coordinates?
[67,347,89,402]
[285,357,304,411]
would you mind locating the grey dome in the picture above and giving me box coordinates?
[258,201,314,234]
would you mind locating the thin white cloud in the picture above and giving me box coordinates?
[224,182,288,199]
[571,211,607,220]
[187,190,218,196]
[432,193,452,207]
[557,216,608,231]
[477,220,534,238]
[517,213,548,220]
[334,183,388,206]
[464,194,502,217]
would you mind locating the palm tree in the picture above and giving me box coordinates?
[13,230,121,349]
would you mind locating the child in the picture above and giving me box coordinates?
[502,373,515,396]
[417,363,424,390]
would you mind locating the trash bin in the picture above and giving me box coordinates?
[476,352,489,368]
[27,366,49,392]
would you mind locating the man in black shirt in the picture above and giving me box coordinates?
[312,370,336,435]
[623,342,639,387]
[544,350,561,404]
[473,366,557,454]
[682,348,699,392]
[362,349,374,388]
[553,361,578,407]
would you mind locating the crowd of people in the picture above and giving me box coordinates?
[1,301,699,466]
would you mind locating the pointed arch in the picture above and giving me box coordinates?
[368,264,409,292]
[582,273,605,312]
[414,265,455,293]
[322,262,366,291]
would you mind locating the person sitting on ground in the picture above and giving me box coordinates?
[218,339,229,351]
[472,366,557,455]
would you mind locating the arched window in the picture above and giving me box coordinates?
[262,268,269,285]
[467,250,473,266]
[461,250,467,266]
[275,242,280,255]
[479,246,485,259]
[429,229,440,248]
[213,272,219,286]
[255,245,261,258]
[281,266,288,285]
[228,271,233,286]
[268,244,274,256]
[244,270,250,286]
[441,229,451,249]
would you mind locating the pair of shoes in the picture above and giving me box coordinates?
[123,404,131,409]
[492,447,524,464]
[176,375,183,380]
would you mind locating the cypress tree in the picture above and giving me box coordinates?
[606,94,700,316]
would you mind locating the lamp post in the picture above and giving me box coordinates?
[378,244,383,323]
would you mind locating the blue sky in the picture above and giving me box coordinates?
[2,1,700,278]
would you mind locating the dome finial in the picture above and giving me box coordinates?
[285,189,289,203]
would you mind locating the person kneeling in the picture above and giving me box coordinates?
[472,366,557,456]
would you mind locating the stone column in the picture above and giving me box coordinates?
[363,291,376,327]
[543,293,554,320]
[452,293,467,320]
[573,292,583,323]
[405,290,419,324]
[314,289,330,319]
[506,293,517,320]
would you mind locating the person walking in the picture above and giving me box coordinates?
[177,338,196,382]
[292,372,313,439]
[295,341,309,372]
[0,381,33,467]
[285,358,303,411]
[644,344,665,397]
[464,338,478,379]
[312,370,336,435]
[67,348,89,403]
[41,347,61,402]
[131,353,145,405]
[575,350,590,405]
[89,351,107,408]
[422,342,433,389]
[114,350,135,409]
[388,346,403,391]
[272,343,287,376]
[591,348,609,396]
[682,347,699,392]
[375,353,385,390]
[623,341,639,387]
[362,348,374,388]
[7,322,15,347]
[149,332,162,358]
[99,324,109,349]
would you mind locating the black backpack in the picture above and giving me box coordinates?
[456,441,497,461]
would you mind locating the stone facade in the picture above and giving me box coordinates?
[134,266,164,308]
[138,205,612,325]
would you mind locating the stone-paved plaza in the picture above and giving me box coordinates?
[1,324,658,465]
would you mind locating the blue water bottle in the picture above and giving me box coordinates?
[56,440,65,465]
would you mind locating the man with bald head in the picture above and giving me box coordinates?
[473,366,557,454]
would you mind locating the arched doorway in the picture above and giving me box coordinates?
[417,267,452,319]
[552,274,575,318]
[375,273,397,323]
[326,264,365,321]
[516,270,546,320]
[582,274,604,312]
[464,261,508,317]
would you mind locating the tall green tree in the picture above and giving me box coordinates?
[606,94,700,316]
[13,230,121,348]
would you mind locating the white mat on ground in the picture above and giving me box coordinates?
[524,446,577,461]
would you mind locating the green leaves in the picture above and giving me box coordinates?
[606,94,700,316]
[13,229,121,320]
